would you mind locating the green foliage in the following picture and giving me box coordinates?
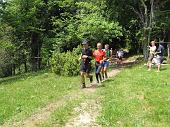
[52,1,122,51]
[1,0,169,77]
[50,46,81,76]
[77,13,122,42]
[0,23,14,77]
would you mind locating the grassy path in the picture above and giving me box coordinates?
[63,69,121,127]
[1,64,122,127]
[2,91,84,127]
[2,56,169,127]
[0,72,81,126]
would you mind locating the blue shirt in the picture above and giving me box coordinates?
[157,44,164,56]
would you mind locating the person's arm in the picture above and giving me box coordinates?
[155,49,161,54]
[155,46,163,55]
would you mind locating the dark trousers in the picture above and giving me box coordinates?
[95,62,102,83]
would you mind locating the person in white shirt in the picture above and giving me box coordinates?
[116,49,124,65]
[147,41,156,71]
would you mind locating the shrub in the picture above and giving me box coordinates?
[50,47,81,76]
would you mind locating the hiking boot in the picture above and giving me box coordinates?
[89,75,93,83]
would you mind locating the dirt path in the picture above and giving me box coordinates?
[63,58,137,127]
[64,69,121,127]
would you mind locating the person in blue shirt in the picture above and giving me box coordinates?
[153,43,164,72]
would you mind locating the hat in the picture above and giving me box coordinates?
[82,40,88,45]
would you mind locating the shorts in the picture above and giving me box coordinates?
[153,56,163,65]
[102,61,109,68]
[80,62,91,73]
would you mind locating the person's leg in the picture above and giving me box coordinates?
[103,67,107,78]
[86,73,93,83]
[148,62,152,71]
[117,58,120,65]
[102,62,105,79]
[98,64,103,82]
[105,61,109,78]
[157,58,161,72]
[157,64,161,72]
[95,63,99,83]
[148,55,155,71]
[120,57,123,64]
[104,61,109,78]
[85,64,93,83]
[98,73,102,82]
[95,62,102,83]
[80,71,86,88]
[148,57,154,71]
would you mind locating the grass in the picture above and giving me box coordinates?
[40,96,84,127]
[0,71,81,125]
[1,62,170,127]
[40,91,99,127]
[97,64,170,127]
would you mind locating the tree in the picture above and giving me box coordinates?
[0,23,14,77]
[105,0,170,58]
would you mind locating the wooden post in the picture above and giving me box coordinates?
[168,44,170,64]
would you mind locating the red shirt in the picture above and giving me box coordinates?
[93,49,106,62]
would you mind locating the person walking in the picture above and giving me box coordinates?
[93,43,106,83]
[116,49,124,65]
[153,43,164,72]
[102,44,112,79]
[147,41,157,71]
[80,40,93,88]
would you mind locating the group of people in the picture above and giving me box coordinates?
[80,40,112,88]
[79,39,164,88]
[147,40,164,72]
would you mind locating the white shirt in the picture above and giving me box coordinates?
[149,46,156,54]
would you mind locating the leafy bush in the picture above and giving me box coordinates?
[50,47,81,76]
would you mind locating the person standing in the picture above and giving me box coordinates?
[116,49,124,65]
[102,44,112,79]
[80,40,93,88]
[154,43,164,72]
[93,43,106,83]
[147,41,157,71]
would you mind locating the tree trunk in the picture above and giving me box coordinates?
[3,65,12,77]
[148,0,154,43]
[13,64,16,75]
[18,65,21,73]
[30,32,42,71]
[143,28,149,61]
[24,60,27,73]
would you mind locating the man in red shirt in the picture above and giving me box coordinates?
[93,43,106,83]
